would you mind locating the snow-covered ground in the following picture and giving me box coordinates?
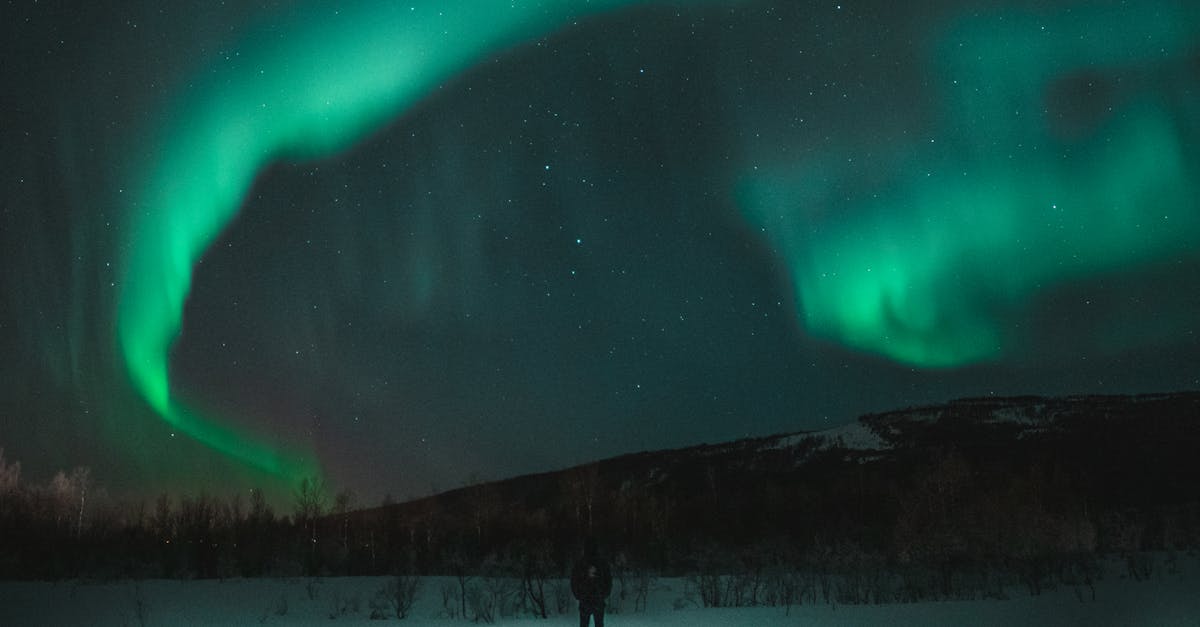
[3,555,1199,626]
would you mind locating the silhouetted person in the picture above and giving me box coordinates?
[570,537,612,627]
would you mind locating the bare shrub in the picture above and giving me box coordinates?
[327,590,361,619]
[368,590,388,620]
[762,568,799,613]
[467,573,520,623]
[486,575,519,618]
[131,581,149,627]
[440,582,459,619]
[552,579,572,615]
[519,541,554,618]
[631,567,654,612]
[466,582,495,624]
[1125,552,1155,582]
[389,574,422,619]
[270,594,288,617]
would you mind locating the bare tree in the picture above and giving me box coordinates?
[151,492,173,542]
[294,476,329,570]
[294,476,329,523]
[249,488,273,524]
[48,466,92,538]
[0,449,20,517]
[466,477,501,545]
[388,574,422,619]
[72,467,92,539]
[0,449,19,494]
[562,464,601,533]
[333,489,356,551]
[520,539,554,618]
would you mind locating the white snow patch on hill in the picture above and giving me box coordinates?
[985,405,1045,425]
[770,419,887,454]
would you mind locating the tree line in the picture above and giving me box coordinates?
[1,441,1198,607]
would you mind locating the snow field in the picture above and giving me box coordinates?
[3,555,1199,626]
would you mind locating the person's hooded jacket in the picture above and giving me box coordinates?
[570,540,613,609]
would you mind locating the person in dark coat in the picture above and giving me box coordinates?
[570,537,613,627]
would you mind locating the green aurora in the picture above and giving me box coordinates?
[112,0,1199,486]
[743,2,1200,366]
[116,0,652,484]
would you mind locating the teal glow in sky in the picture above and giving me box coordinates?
[743,2,1200,366]
[117,1,644,482]
[4,0,1197,501]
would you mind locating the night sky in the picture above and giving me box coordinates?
[2,0,1198,504]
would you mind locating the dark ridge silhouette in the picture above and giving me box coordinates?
[2,391,1198,599]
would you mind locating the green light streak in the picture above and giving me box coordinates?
[743,1,1200,367]
[116,0,655,482]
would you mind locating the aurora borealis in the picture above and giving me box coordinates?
[3,0,1198,503]
[118,0,652,487]
[745,2,1200,366]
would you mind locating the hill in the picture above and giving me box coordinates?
[344,391,1200,588]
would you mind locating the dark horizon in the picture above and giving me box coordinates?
[3,390,1198,594]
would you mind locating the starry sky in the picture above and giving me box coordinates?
[2,0,1198,504]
